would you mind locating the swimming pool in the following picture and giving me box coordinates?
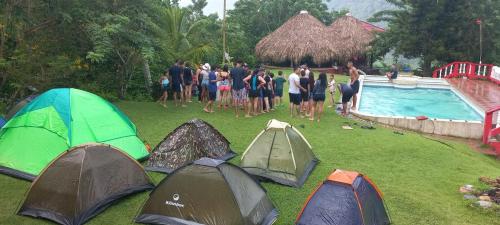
[358,85,483,121]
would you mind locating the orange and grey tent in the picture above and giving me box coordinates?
[241,119,318,187]
[146,118,236,173]
[18,144,154,225]
[136,158,278,225]
[296,169,390,225]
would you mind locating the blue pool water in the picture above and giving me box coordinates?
[359,85,483,121]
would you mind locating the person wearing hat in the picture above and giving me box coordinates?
[200,63,210,103]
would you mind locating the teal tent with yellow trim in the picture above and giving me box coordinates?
[0,88,149,180]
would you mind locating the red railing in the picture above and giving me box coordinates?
[432,61,500,85]
[483,106,500,156]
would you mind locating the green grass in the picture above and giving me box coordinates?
[0,74,499,225]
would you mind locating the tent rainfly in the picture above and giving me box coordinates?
[18,144,154,225]
[255,11,338,65]
[240,119,319,188]
[136,158,279,225]
[146,118,236,173]
[296,169,390,225]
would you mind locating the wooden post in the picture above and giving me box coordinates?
[222,0,227,64]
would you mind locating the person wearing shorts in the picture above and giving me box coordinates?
[273,71,286,106]
[288,67,306,117]
[204,66,218,113]
[299,70,310,117]
[169,60,185,107]
[310,73,327,122]
[244,69,265,117]
[338,83,354,116]
[200,63,210,102]
[183,63,193,102]
[157,73,169,108]
[218,65,231,109]
[347,61,360,110]
[230,60,247,117]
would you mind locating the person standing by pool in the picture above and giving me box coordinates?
[204,65,218,113]
[386,64,399,81]
[347,61,360,111]
[158,71,169,108]
[183,62,193,103]
[273,71,286,107]
[310,73,328,122]
[289,67,306,117]
[230,60,247,118]
[337,83,354,116]
[169,60,185,107]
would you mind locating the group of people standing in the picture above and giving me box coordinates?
[158,60,287,118]
[158,59,366,121]
[287,66,337,122]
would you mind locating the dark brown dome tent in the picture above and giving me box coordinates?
[136,158,278,225]
[146,118,236,173]
[18,144,154,225]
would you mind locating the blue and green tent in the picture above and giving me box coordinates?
[0,88,150,180]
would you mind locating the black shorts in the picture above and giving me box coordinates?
[351,80,360,94]
[249,89,259,98]
[184,80,192,86]
[263,89,271,98]
[301,91,309,101]
[162,85,169,93]
[172,83,182,93]
[340,84,354,103]
[313,94,326,102]
[275,89,283,97]
[208,91,216,101]
[289,93,301,105]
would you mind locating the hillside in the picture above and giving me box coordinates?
[327,0,395,24]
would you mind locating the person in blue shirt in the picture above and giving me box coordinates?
[157,71,169,108]
[204,65,219,113]
[244,68,266,117]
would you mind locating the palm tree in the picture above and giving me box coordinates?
[163,7,213,64]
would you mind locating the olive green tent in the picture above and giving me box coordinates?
[18,144,154,225]
[136,158,278,225]
[240,119,319,188]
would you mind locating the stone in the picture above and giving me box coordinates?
[475,200,492,208]
[479,195,491,201]
[463,194,477,200]
[459,185,474,193]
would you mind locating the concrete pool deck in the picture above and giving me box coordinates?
[352,76,493,139]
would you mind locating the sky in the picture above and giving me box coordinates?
[179,0,237,17]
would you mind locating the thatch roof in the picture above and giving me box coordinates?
[255,11,337,65]
[328,15,381,62]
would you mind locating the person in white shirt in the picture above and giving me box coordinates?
[289,67,307,117]
[328,74,336,108]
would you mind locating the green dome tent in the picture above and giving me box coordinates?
[0,88,149,180]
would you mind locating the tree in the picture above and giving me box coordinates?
[371,0,500,75]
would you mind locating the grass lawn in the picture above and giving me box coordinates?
[0,74,499,225]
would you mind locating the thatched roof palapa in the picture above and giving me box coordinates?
[255,11,338,65]
[328,15,382,62]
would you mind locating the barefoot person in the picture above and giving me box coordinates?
[218,65,231,110]
[289,67,306,117]
[328,74,336,108]
[337,83,354,116]
[158,71,169,108]
[183,62,193,103]
[244,69,266,117]
[230,60,247,118]
[273,71,286,106]
[386,64,399,81]
[299,70,310,117]
[310,73,327,122]
[200,63,210,103]
[204,65,218,113]
[169,60,185,107]
[347,61,360,111]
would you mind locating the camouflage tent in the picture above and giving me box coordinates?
[146,119,236,173]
